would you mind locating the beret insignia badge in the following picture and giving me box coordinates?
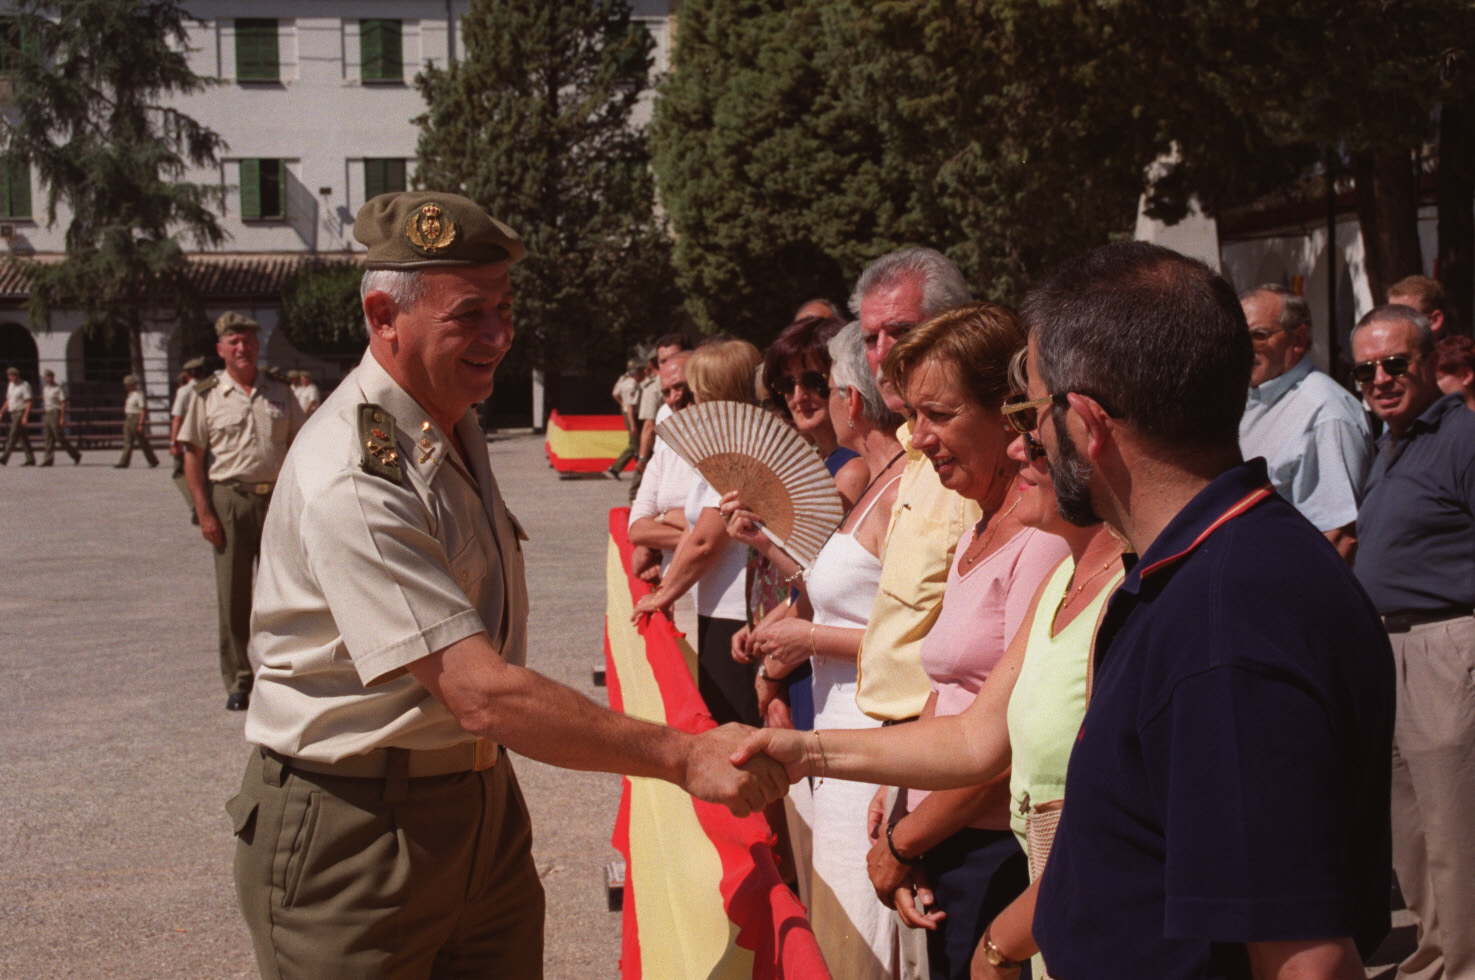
[405,202,457,254]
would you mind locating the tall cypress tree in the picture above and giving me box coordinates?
[0,0,227,390]
[415,0,675,395]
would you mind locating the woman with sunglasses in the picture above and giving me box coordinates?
[762,313,870,507]
[732,360,1124,979]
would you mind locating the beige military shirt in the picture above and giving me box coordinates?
[178,370,304,483]
[6,380,32,413]
[170,384,193,420]
[42,382,66,412]
[124,390,145,415]
[243,350,530,763]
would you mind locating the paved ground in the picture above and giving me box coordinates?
[0,435,1422,978]
[0,436,630,979]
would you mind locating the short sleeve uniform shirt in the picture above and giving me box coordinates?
[1033,460,1393,978]
[636,376,662,422]
[171,384,194,420]
[42,383,65,412]
[243,350,529,763]
[6,380,32,412]
[124,390,146,415]
[178,372,305,483]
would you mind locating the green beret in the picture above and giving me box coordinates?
[182,356,206,371]
[122,374,137,385]
[354,191,525,269]
[216,311,260,337]
[5,366,17,375]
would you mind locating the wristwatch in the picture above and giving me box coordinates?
[980,928,1027,969]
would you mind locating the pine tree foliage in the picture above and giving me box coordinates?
[0,0,227,386]
[415,0,676,378]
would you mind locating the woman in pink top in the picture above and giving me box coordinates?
[869,305,1068,980]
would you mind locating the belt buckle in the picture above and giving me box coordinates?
[254,482,272,496]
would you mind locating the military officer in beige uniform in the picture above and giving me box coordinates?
[229,191,785,978]
[180,314,305,710]
[114,374,160,468]
[39,369,81,466]
[169,357,210,520]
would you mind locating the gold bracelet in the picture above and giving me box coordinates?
[782,567,805,586]
[812,729,827,784]
[808,623,817,657]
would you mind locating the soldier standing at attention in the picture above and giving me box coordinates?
[180,313,305,711]
[169,357,210,520]
[1,365,36,466]
[39,369,81,466]
[229,191,785,977]
[114,374,160,468]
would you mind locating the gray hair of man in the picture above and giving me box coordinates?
[1352,303,1435,356]
[1241,283,1312,334]
[360,269,426,335]
[848,246,971,319]
[827,321,903,430]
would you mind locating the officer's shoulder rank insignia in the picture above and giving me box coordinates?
[405,202,457,254]
[357,403,403,484]
[194,374,219,395]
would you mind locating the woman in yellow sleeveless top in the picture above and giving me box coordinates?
[734,357,1124,978]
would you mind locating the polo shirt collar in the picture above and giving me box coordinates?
[353,350,477,486]
[1118,458,1276,595]
[1246,356,1312,408]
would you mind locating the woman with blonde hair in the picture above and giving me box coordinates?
[632,339,767,726]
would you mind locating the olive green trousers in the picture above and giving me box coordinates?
[210,483,270,695]
[230,746,544,978]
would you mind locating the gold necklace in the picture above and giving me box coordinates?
[960,498,1021,569]
[1050,554,1121,631]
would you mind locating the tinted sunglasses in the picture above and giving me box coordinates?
[774,371,829,398]
[1002,393,1064,434]
[1351,355,1412,386]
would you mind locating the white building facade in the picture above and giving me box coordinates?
[0,0,674,432]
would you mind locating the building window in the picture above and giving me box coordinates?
[0,155,30,219]
[360,19,402,83]
[235,19,279,82]
[240,159,285,220]
[364,158,407,200]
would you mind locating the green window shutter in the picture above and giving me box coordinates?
[267,159,286,218]
[364,158,406,200]
[236,19,278,82]
[240,158,261,219]
[9,156,29,218]
[361,20,402,82]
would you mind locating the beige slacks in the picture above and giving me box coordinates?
[1389,615,1475,980]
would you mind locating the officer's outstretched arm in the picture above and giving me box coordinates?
[407,632,788,817]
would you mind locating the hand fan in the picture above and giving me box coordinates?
[657,400,845,569]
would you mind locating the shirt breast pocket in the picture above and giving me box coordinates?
[876,512,951,611]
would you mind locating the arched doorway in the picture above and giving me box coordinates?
[80,325,131,382]
[0,322,39,385]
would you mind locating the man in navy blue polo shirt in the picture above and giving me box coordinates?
[1351,303,1475,980]
[1022,242,1393,978]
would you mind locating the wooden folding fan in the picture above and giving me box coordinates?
[657,400,845,569]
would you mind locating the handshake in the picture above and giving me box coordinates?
[678,723,819,816]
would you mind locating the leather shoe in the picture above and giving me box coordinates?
[225,692,249,711]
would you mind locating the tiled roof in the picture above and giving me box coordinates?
[0,252,359,300]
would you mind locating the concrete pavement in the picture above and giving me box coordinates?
[0,436,628,978]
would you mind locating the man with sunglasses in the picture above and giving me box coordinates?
[1023,242,1393,979]
[1237,285,1371,560]
[1351,303,1475,980]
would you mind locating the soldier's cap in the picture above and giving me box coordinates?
[626,358,643,371]
[216,311,260,337]
[122,374,138,385]
[182,356,206,371]
[354,191,525,270]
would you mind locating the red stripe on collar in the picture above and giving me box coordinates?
[1138,485,1275,579]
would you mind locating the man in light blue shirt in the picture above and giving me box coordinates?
[1239,284,1371,559]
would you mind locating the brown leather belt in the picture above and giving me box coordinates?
[1382,608,1472,634]
[267,740,499,779]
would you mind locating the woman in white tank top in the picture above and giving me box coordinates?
[724,323,909,980]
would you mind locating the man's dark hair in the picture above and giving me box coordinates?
[1023,241,1250,451]
[654,332,693,352]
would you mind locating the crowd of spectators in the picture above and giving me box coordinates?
[625,244,1475,979]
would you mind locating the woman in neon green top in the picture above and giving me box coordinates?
[734,367,1124,978]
